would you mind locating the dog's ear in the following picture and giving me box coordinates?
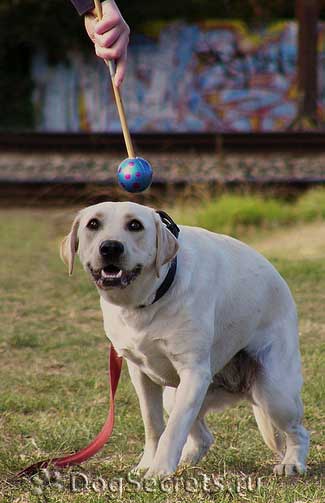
[154,212,179,278]
[60,214,80,276]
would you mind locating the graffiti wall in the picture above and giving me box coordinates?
[32,21,325,132]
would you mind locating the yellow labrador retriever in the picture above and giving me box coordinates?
[60,201,309,478]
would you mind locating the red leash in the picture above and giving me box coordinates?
[15,345,123,479]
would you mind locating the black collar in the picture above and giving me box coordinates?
[139,210,180,308]
[151,255,177,305]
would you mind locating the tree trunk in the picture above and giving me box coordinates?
[291,0,319,129]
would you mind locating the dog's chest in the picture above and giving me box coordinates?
[103,311,179,386]
[120,339,179,387]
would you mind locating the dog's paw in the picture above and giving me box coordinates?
[180,438,213,466]
[132,445,158,474]
[273,462,306,476]
[144,463,176,479]
[133,457,152,474]
[180,445,209,466]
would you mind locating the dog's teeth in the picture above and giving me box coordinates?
[101,268,123,279]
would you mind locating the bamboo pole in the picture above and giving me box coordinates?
[94,0,135,157]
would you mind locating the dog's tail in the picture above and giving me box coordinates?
[252,405,284,456]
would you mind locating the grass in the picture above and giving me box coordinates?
[171,187,325,237]
[0,191,324,502]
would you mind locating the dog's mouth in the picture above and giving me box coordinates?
[88,263,142,289]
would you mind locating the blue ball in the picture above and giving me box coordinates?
[117,157,153,193]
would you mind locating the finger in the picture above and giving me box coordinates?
[95,31,129,62]
[84,15,96,43]
[95,14,121,35]
[114,50,127,87]
[95,45,117,61]
[94,26,121,49]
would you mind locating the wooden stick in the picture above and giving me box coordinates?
[94,0,135,158]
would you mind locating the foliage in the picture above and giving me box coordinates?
[0,1,88,129]
[0,1,86,58]
[171,187,325,237]
[295,186,325,221]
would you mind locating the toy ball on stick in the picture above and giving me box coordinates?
[94,0,153,194]
[117,157,153,193]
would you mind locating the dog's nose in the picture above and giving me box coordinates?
[99,240,124,259]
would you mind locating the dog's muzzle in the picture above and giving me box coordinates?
[88,263,142,289]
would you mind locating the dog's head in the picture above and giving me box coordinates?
[60,202,179,305]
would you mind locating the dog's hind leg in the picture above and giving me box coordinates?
[251,336,310,476]
[252,379,309,475]
[180,417,214,465]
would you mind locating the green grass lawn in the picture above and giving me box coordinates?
[0,201,324,502]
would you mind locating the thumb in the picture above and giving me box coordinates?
[84,15,96,43]
[114,50,127,87]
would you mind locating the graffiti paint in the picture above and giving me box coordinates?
[31,21,325,132]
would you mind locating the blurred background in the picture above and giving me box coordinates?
[1,0,324,132]
[0,0,324,202]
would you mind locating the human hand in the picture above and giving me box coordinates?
[85,0,130,87]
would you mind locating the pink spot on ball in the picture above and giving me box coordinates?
[129,161,135,167]
[118,167,122,173]
[132,182,140,189]
[125,174,131,180]
[135,172,141,178]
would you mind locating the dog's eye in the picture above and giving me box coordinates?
[127,219,144,232]
[87,218,100,230]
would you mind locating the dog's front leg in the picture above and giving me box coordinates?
[145,366,211,478]
[127,361,165,472]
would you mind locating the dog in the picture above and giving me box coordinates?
[60,201,309,477]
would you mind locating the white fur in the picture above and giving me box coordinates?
[61,201,309,477]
